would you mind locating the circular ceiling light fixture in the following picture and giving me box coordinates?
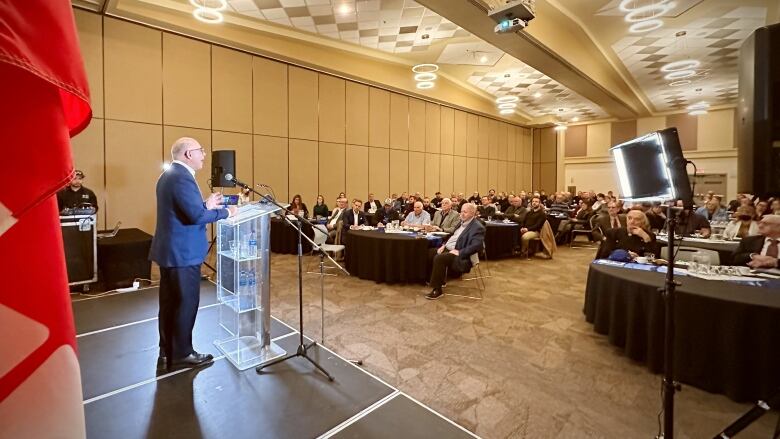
[498,103,517,109]
[414,72,437,82]
[554,123,568,131]
[412,64,439,74]
[624,1,676,22]
[193,7,224,23]
[499,109,515,115]
[664,70,696,80]
[669,79,692,87]
[661,59,701,72]
[533,92,542,98]
[687,101,709,110]
[190,0,227,10]
[496,95,519,104]
[480,55,489,64]
[416,81,434,89]
[571,117,580,122]
[618,0,672,12]
[629,19,663,33]
[336,3,353,14]
[688,109,708,116]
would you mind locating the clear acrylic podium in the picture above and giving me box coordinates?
[215,203,286,370]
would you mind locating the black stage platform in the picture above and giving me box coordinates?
[73,282,478,438]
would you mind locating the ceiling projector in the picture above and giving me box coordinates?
[489,0,536,34]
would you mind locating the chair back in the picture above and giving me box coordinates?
[312,225,328,246]
[470,251,479,266]
[660,246,720,265]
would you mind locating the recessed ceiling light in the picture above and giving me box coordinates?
[412,64,438,73]
[664,70,696,80]
[534,92,542,98]
[661,60,701,72]
[416,81,434,90]
[499,109,515,115]
[572,117,579,122]
[193,7,223,23]
[496,95,519,104]
[669,79,692,87]
[414,72,437,82]
[336,3,352,14]
[629,19,663,33]
[687,102,709,110]
[480,55,488,64]
[688,110,708,116]
[498,103,517,109]
[624,2,675,22]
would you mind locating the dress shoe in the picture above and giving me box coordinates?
[170,352,214,369]
[425,288,443,300]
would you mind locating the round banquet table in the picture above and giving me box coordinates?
[484,221,519,259]
[657,236,739,266]
[546,214,567,235]
[270,217,314,254]
[344,229,442,284]
[583,261,780,402]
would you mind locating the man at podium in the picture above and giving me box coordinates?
[150,137,237,371]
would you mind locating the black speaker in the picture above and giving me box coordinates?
[211,150,236,188]
[737,23,780,198]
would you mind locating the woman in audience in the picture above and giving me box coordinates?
[596,209,660,259]
[723,205,759,239]
[754,200,769,220]
[312,194,328,219]
[771,198,780,215]
[289,194,308,218]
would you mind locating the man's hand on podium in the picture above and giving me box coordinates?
[227,206,238,217]
[206,192,222,210]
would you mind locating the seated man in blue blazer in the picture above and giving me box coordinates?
[426,202,486,300]
[150,137,237,371]
[341,198,367,243]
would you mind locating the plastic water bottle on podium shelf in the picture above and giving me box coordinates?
[239,269,247,294]
[248,230,258,258]
[248,268,256,292]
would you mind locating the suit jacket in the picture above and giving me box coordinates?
[450,219,486,273]
[594,213,627,241]
[732,235,776,266]
[431,209,461,233]
[150,163,228,268]
[375,208,399,225]
[342,209,366,230]
[596,228,660,260]
[326,207,345,230]
[364,200,381,212]
[477,205,496,218]
[503,205,527,224]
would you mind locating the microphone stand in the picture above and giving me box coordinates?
[228,176,347,381]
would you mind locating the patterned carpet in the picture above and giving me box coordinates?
[258,246,773,438]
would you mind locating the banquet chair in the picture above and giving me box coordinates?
[660,246,720,266]
[306,225,345,275]
[569,215,599,248]
[445,243,491,300]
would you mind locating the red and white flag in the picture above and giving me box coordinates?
[0,1,92,437]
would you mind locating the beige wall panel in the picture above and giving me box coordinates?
[318,75,345,143]
[497,161,507,194]
[103,18,161,124]
[162,126,212,200]
[74,10,104,118]
[506,161,516,193]
[453,156,467,195]
[611,120,637,147]
[389,150,409,195]
[466,158,478,194]
[254,135,288,202]
[507,126,516,162]
[288,139,318,203]
[318,142,346,203]
[515,164,523,192]
[163,34,210,129]
[389,93,409,150]
[425,153,440,196]
[440,107,454,155]
[425,103,440,153]
[212,46,252,133]
[522,128,533,163]
[540,127,557,163]
[498,123,508,160]
[439,154,454,196]
[585,123,611,157]
[667,113,698,151]
[524,163,533,190]
[478,159,489,194]
[368,147,389,198]
[453,110,468,157]
[369,88,390,148]
[697,109,735,151]
[346,144,369,201]
[637,116,666,136]
[346,82,369,146]
[105,120,162,234]
[466,114,479,158]
[253,57,288,137]
[540,163,557,192]
[478,117,490,159]
[288,66,318,140]
[408,152,425,194]
[408,98,426,152]
[71,119,106,229]
[565,125,587,157]
[488,160,498,192]
[488,119,499,159]
[213,131,252,194]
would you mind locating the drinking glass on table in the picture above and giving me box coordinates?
[692,253,711,274]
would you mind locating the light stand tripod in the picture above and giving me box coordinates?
[713,389,780,438]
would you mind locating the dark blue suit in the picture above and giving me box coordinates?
[150,162,228,361]
[428,218,486,289]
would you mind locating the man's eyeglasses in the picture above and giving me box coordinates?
[186,148,205,155]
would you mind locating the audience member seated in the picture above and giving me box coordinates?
[732,214,779,268]
[593,201,626,241]
[402,201,431,226]
[325,197,347,243]
[364,193,381,214]
[289,194,308,218]
[376,199,400,226]
[488,189,498,203]
[457,193,468,211]
[477,196,496,219]
[520,197,546,256]
[425,203,485,300]
[591,193,606,213]
[771,198,780,215]
[422,197,437,218]
[727,193,749,212]
[313,194,328,218]
[646,202,667,231]
[342,199,367,239]
[695,197,729,221]
[547,195,570,216]
[503,196,528,225]
[723,206,759,239]
[497,192,510,212]
[557,199,594,240]
[676,209,712,238]
[427,198,460,233]
[468,191,481,203]
[431,192,443,208]
[754,200,769,221]
[397,192,410,212]
[596,210,660,259]
[404,195,418,215]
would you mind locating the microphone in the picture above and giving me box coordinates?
[224,173,249,189]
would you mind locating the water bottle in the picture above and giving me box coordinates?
[239,269,247,294]
[248,268,256,290]
[248,231,257,258]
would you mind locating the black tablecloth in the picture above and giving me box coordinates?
[344,230,440,283]
[484,222,519,259]
[546,214,566,234]
[584,262,780,402]
[270,218,313,254]
[97,228,152,289]
[657,236,738,266]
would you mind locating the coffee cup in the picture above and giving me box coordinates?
[635,256,649,264]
